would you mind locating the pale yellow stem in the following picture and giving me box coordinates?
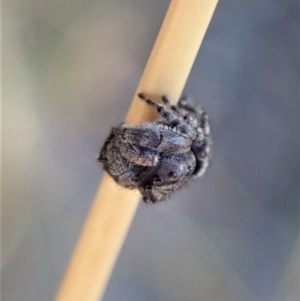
[54,1,218,301]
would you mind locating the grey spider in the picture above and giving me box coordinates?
[98,93,211,203]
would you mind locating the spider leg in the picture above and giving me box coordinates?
[120,124,160,149]
[121,123,194,154]
[138,93,181,125]
[161,95,177,112]
[191,113,212,177]
[138,93,194,137]
[98,137,142,187]
[179,96,204,118]
[162,95,189,119]
[200,112,210,136]
[192,156,210,177]
[117,139,160,166]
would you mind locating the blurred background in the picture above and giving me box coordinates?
[3,0,300,300]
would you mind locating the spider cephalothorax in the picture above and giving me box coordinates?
[98,93,211,203]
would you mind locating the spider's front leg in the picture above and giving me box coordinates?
[138,93,196,138]
[116,138,160,167]
[138,93,180,125]
[119,122,195,156]
[98,133,143,187]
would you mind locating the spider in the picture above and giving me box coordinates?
[98,93,211,203]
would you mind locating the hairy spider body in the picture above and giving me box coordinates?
[98,93,211,203]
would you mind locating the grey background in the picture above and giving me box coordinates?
[3,0,300,301]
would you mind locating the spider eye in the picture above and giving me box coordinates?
[153,175,162,184]
[168,171,176,178]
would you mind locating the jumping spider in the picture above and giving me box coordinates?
[98,93,211,203]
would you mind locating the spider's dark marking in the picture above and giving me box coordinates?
[98,93,212,203]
